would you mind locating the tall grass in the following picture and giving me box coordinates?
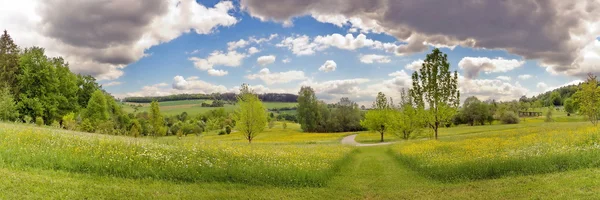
[391,125,600,182]
[0,124,355,186]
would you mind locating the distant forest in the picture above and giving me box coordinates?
[123,93,299,103]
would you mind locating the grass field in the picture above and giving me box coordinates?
[120,100,297,116]
[1,119,600,199]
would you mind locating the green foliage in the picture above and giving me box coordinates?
[218,130,226,135]
[393,89,422,140]
[268,119,275,129]
[563,98,576,115]
[499,111,520,124]
[149,100,165,136]
[282,121,287,129]
[80,118,95,133]
[23,115,32,124]
[0,30,21,95]
[461,96,492,126]
[17,47,80,124]
[50,120,60,128]
[35,117,44,126]
[235,84,267,143]
[0,87,19,121]
[573,74,600,126]
[225,125,232,134]
[84,90,109,131]
[549,91,562,106]
[361,92,393,142]
[545,106,554,122]
[297,86,319,132]
[62,112,77,131]
[130,119,141,138]
[410,48,460,139]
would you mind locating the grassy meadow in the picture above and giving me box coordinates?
[2,117,600,199]
[120,100,297,116]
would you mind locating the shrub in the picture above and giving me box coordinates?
[225,125,231,134]
[282,121,287,129]
[80,118,95,133]
[35,117,44,126]
[23,115,32,124]
[62,112,77,130]
[268,120,275,129]
[545,107,554,122]
[51,120,61,128]
[176,130,183,139]
[218,130,226,135]
[500,111,520,124]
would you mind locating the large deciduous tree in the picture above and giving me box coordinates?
[0,86,19,121]
[574,73,600,126]
[236,84,267,143]
[394,89,422,140]
[84,90,110,132]
[410,48,460,140]
[297,86,319,132]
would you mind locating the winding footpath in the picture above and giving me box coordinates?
[341,134,395,146]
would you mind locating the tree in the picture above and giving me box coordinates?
[62,112,77,131]
[574,73,600,126]
[149,100,165,136]
[0,86,19,121]
[297,86,319,132]
[0,30,21,94]
[550,91,562,106]
[563,98,576,116]
[235,84,267,143]
[361,92,393,142]
[394,89,422,140]
[130,119,141,138]
[409,48,460,140]
[545,106,554,122]
[333,97,363,132]
[84,90,110,131]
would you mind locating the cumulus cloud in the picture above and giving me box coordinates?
[319,60,337,72]
[277,33,399,56]
[171,75,228,93]
[188,50,246,76]
[103,81,123,87]
[282,58,291,63]
[257,55,276,66]
[241,0,600,78]
[458,57,525,79]
[228,34,278,51]
[247,47,260,55]
[359,54,391,64]
[404,59,424,71]
[459,77,529,102]
[536,82,549,91]
[1,0,238,80]
[246,68,307,85]
[518,74,533,80]
[300,78,370,101]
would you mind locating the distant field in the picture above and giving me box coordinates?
[120,100,297,116]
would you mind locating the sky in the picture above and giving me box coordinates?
[1,0,599,106]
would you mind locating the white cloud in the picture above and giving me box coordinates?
[459,76,529,102]
[276,35,320,56]
[188,50,246,76]
[246,68,307,85]
[537,82,549,91]
[103,81,123,87]
[257,55,276,66]
[319,60,337,72]
[227,39,249,51]
[0,0,238,80]
[229,34,279,51]
[249,34,278,44]
[300,78,370,101]
[282,58,291,63]
[496,76,512,81]
[359,54,391,64]
[458,57,525,79]
[518,74,533,80]
[171,75,227,93]
[404,59,425,71]
[247,47,260,55]
[207,69,228,76]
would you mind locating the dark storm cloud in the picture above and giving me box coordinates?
[39,0,168,50]
[241,0,600,69]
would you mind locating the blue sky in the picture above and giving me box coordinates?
[2,0,598,106]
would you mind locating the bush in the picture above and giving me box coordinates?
[282,121,287,129]
[80,118,95,132]
[268,120,275,129]
[545,107,554,122]
[500,111,520,124]
[218,130,226,135]
[62,112,77,130]
[35,117,44,126]
[51,120,61,128]
[225,125,231,134]
[23,115,32,124]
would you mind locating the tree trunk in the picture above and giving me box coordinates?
[380,131,384,142]
[434,123,439,140]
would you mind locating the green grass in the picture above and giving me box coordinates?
[0,123,354,187]
[121,100,297,116]
[2,120,600,198]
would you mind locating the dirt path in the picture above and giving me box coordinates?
[341,134,395,146]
